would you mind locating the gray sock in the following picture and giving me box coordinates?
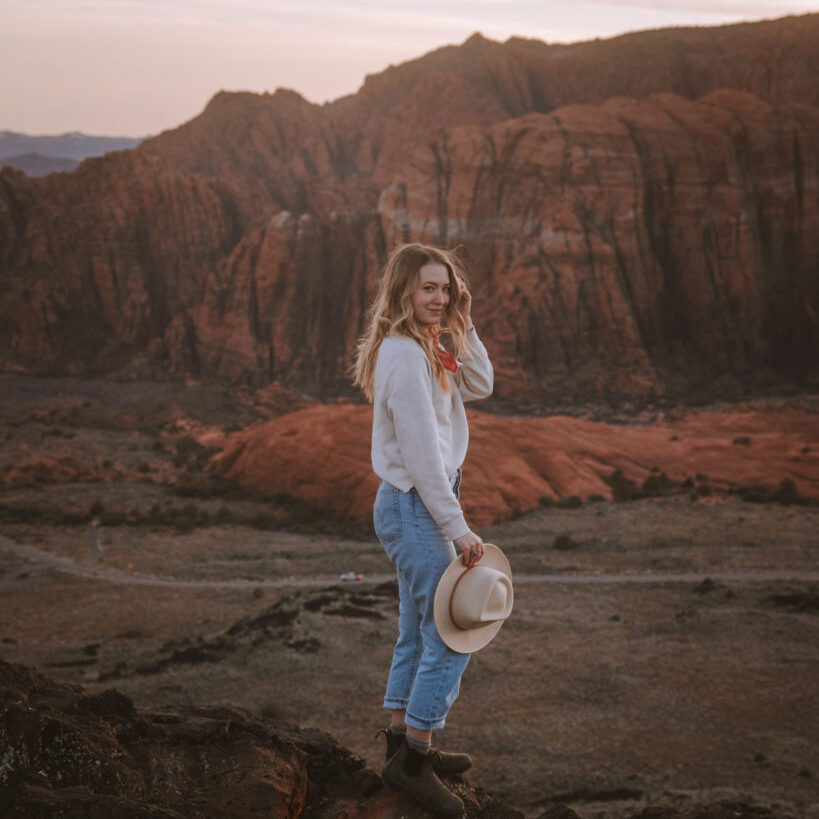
[405,734,432,755]
[389,724,407,736]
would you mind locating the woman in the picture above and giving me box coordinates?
[353,243,494,815]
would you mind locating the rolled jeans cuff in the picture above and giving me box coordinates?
[405,709,448,732]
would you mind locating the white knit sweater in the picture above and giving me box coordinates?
[371,327,494,541]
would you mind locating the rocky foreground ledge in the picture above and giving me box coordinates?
[0,659,793,819]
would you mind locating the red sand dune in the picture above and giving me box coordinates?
[212,404,819,526]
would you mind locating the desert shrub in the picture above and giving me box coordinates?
[47,427,75,438]
[736,484,772,503]
[140,501,209,530]
[258,701,281,720]
[284,497,325,526]
[587,494,605,503]
[642,471,674,496]
[100,510,126,526]
[223,484,270,502]
[169,503,207,532]
[152,440,167,453]
[732,480,807,506]
[553,533,580,551]
[604,468,641,502]
[681,476,694,489]
[774,479,807,506]
[696,483,712,497]
[0,505,88,525]
[537,496,555,507]
[172,436,215,469]
[696,473,708,482]
[733,436,752,446]
[557,495,583,509]
[0,504,41,523]
[181,502,200,519]
[89,499,105,516]
[138,462,151,473]
[214,505,234,523]
[173,475,236,499]
[251,510,277,529]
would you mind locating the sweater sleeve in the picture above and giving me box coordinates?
[454,327,494,402]
[383,346,470,542]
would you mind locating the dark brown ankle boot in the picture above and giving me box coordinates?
[376,727,404,762]
[429,745,472,776]
[381,742,464,815]
[376,728,472,775]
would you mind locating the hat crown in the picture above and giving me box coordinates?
[450,566,514,630]
[434,542,514,653]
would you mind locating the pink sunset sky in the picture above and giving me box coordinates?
[2,0,816,137]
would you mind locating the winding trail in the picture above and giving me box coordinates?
[2,534,818,590]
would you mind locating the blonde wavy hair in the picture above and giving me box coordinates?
[353,243,473,401]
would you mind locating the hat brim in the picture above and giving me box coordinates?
[434,543,513,654]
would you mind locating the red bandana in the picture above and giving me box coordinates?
[431,327,458,373]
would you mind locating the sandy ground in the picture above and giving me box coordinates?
[1,376,818,818]
[2,502,817,818]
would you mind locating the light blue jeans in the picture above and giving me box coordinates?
[374,471,470,731]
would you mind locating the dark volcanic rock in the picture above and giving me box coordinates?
[0,658,526,818]
[98,584,398,681]
[0,659,803,819]
[0,660,310,817]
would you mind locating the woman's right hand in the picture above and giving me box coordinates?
[454,531,484,568]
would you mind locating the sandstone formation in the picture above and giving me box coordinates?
[211,403,819,527]
[1,15,818,403]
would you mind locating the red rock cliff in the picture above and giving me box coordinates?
[1,15,817,402]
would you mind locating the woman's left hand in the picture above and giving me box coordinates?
[456,277,472,325]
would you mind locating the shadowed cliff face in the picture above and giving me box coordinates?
[379,91,819,400]
[0,15,818,402]
[0,154,244,375]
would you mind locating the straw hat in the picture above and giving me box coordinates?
[434,543,513,653]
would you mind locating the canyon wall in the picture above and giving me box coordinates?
[1,15,817,404]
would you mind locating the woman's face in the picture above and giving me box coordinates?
[411,262,451,326]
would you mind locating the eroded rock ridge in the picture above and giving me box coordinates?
[1,15,817,403]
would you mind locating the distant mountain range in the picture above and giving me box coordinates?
[0,131,146,176]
